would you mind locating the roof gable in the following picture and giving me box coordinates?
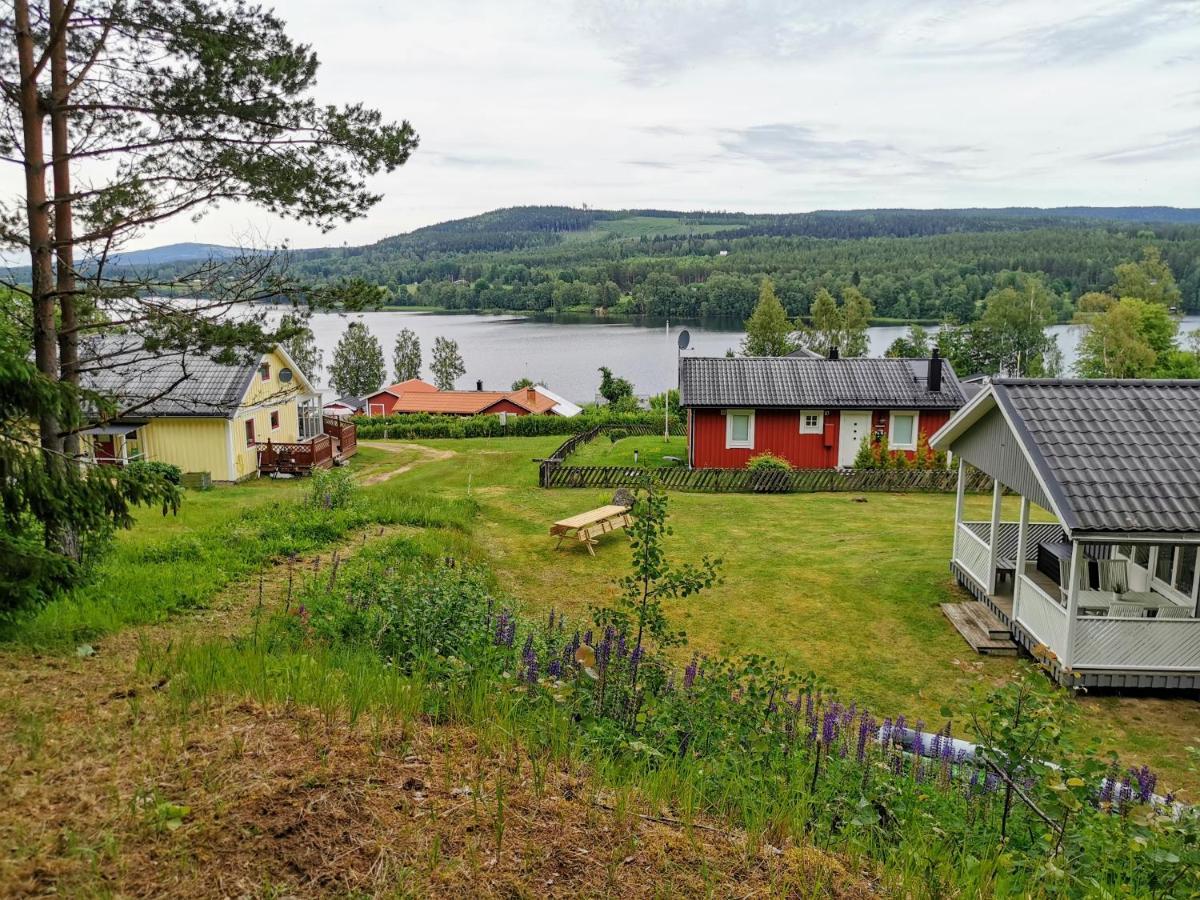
[678,356,966,410]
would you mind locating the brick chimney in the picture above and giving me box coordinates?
[526,386,537,404]
[928,348,943,392]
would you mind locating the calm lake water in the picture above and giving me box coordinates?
[300,310,1200,403]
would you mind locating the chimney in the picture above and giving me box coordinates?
[526,386,537,403]
[828,345,839,360]
[928,348,943,393]
[476,379,483,391]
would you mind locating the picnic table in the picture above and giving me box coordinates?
[550,504,632,556]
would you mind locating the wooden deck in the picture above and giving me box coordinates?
[941,601,1018,655]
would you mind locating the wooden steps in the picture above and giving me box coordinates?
[941,602,1019,655]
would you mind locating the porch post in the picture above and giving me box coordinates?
[953,458,966,528]
[986,477,1002,595]
[1012,495,1031,622]
[1061,540,1083,671]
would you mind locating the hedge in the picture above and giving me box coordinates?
[351,410,683,441]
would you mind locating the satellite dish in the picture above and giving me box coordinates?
[677,329,691,351]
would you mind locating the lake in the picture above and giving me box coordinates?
[300,309,1200,403]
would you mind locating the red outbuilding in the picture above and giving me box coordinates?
[678,351,966,469]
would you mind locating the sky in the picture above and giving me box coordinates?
[50,0,1200,250]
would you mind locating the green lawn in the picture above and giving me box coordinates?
[395,436,1200,796]
[568,434,687,467]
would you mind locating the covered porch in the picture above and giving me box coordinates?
[935,379,1200,691]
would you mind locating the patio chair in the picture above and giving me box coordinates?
[1153,605,1192,619]
[1107,602,1147,618]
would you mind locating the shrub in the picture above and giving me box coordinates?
[350,408,680,441]
[307,466,356,509]
[746,452,791,471]
[607,428,628,443]
[126,459,182,485]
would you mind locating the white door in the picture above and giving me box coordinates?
[838,411,871,467]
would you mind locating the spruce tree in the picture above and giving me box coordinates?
[740,278,796,356]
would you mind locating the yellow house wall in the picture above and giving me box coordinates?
[138,418,232,481]
[231,400,301,481]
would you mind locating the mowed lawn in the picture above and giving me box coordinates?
[397,436,1200,796]
[569,434,687,467]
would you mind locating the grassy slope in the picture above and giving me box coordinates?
[569,434,687,467]
[398,436,1200,795]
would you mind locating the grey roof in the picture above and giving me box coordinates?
[678,356,967,409]
[79,334,263,418]
[992,379,1200,534]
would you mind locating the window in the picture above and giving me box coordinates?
[259,362,270,381]
[888,411,918,451]
[1155,545,1174,583]
[799,411,823,434]
[270,410,280,430]
[1150,545,1200,601]
[244,419,255,446]
[1133,544,1151,568]
[725,409,754,449]
[1176,546,1196,596]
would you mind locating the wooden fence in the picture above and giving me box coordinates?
[538,423,989,494]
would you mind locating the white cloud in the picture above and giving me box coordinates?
[5,0,1196,253]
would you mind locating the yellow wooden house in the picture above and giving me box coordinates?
[80,337,355,482]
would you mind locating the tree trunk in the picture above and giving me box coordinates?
[50,0,80,463]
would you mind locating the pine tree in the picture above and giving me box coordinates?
[330,322,386,396]
[392,328,421,382]
[740,278,796,356]
[430,336,466,390]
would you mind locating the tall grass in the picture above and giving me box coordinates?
[140,531,1200,899]
[3,490,476,649]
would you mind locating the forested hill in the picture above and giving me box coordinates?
[275,205,1200,322]
[66,205,1200,323]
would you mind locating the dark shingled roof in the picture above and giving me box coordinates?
[79,334,264,418]
[993,379,1200,534]
[678,356,966,410]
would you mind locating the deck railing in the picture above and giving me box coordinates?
[1074,617,1200,671]
[257,433,334,473]
[323,415,357,458]
[954,523,992,588]
[1014,572,1068,651]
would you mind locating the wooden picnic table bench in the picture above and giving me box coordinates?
[550,504,632,556]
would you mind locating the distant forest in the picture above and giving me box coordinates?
[148,206,1200,322]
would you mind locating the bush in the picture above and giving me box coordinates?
[308,466,356,509]
[607,428,628,443]
[746,452,791,471]
[125,459,182,486]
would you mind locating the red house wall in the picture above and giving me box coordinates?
[477,398,532,416]
[690,409,839,469]
[364,392,400,416]
[689,408,954,469]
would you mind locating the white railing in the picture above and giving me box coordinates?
[1015,573,1068,652]
[954,522,991,588]
[1074,617,1200,671]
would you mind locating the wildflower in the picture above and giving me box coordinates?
[548,608,556,631]
[629,643,644,684]
[821,707,838,746]
[521,635,538,686]
[683,655,698,690]
[856,712,875,763]
[1133,765,1156,803]
[583,629,593,647]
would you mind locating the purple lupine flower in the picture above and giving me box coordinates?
[597,634,613,676]
[547,659,563,678]
[821,707,838,746]
[930,730,942,763]
[548,608,556,631]
[683,655,699,690]
[804,691,814,725]
[665,674,675,693]
[879,717,893,747]
[583,629,593,647]
[616,632,627,659]
[1118,774,1133,806]
[1099,768,1115,805]
[856,712,874,763]
[629,643,644,684]
[967,767,980,798]
[1133,765,1156,803]
[983,772,999,793]
[911,724,926,782]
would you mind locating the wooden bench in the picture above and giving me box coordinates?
[550,504,632,556]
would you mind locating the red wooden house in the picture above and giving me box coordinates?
[363,379,582,418]
[678,351,966,469]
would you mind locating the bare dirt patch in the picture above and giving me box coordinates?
[359,441,456,486]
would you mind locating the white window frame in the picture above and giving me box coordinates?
[368,402,386,417]
[724,409,755,450]
[888,410,919,451]
[1149,544,1200,605]
[799,410,824,434]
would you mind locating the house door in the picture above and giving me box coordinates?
[94,436,118,465]
[838,411,871,467]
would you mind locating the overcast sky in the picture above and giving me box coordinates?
[74,0,1200,249]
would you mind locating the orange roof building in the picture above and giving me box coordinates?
[362,381,579,418]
